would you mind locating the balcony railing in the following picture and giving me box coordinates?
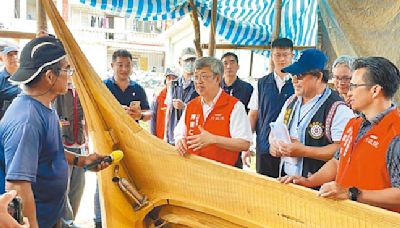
[69,26,163,45]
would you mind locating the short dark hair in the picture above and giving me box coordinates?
[352,57,400,98]
[221,52,238,64]
[25,61,61,87]
[112,49,132,62]
[271,38,293,50]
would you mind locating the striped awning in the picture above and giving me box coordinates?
[79,0,318,52]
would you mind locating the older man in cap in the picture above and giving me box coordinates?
[280,57,400,212]
[0,45,21,119]
[0,36,109,228]
[150,67,179,139]
[174,57,252,166]
[164,47,199,145]
[269,49,353,184]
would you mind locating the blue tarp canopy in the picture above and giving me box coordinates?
[79,0,318,51]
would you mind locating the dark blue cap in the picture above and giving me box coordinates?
[282,49,328,75]
[10,36,66,84]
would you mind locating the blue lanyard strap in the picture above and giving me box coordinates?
[296,88,327,129]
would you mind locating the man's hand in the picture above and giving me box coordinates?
[122,105,141,120]
[278,138,305,157]
[318,181,349,200]
[80,153,110,172]
[187,126,216,151]
[128,105,142,120]
[269,139,282,157]
[172,99,185,110]
[175,138,188,156]
[0,190,30,228]
[241,150,252,167]
[278,175,314,187]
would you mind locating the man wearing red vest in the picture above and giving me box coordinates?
[174,57,252,166]
[280,57,400,212]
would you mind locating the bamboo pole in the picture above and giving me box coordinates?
[208,0,217,57]
[37,0,48,35]
[269,0,282,73]
[201,44,314,50]
[188,0,203,57]
[249,51,254,77]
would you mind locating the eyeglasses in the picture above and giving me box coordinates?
[348,83,375,91]
[194,73,215,82]
[333,76,352,82]
[291,74,309,81]
[60,68,74,76]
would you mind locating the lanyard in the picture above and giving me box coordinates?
[296,88,327,129]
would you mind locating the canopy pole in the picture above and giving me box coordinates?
[189,0,203,57]
[249,51,254,78]
[201,44,314,50]
[37,0,48,36]
[208,0,217,57]
[269,0,282,73]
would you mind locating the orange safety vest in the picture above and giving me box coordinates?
[185,91,239,166]
[336,109,400,212]
[155,88,167,139]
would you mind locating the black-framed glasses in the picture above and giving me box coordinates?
[348,83,375,91]
[194,73,215,82]
[60,68,74,76]
[291,73,310,81]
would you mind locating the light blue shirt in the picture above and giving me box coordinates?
[276,92,354,175]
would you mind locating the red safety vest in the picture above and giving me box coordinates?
[185,91,239,166]
[336,109,400,212]
[155,88,167,139]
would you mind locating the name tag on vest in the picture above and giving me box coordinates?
[210,113,225,121]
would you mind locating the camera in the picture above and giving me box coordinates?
[171,79,180,99]
[171,79,179,87]
[7,196,24,224]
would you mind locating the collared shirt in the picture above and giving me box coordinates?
[221,76,253,112]
[275,91,354,175]
[174,88,253,144]
[103,77,150,109]
[334,106,400,188]
[0,68,21,116]
[248,72,290,110]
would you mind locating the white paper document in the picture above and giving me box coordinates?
[270,122,298,165]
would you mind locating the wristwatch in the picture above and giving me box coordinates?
[348,187,361,201]
[73,154,81,166]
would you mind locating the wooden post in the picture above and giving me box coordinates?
[269,0,282,73]
[188,0,203,57]
[249,51,254,77]
[37,0,48,36]
[208,0,217,57]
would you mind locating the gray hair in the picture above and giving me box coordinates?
[195,57,224,77]
[332,55,355,70]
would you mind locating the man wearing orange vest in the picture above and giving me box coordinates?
[174,57,252,166]
[279,57,400,212]
[150,67,178,139]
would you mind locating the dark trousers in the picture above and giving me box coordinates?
[256,152,280,178]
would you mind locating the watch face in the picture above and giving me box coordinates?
[349,187,360,201]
